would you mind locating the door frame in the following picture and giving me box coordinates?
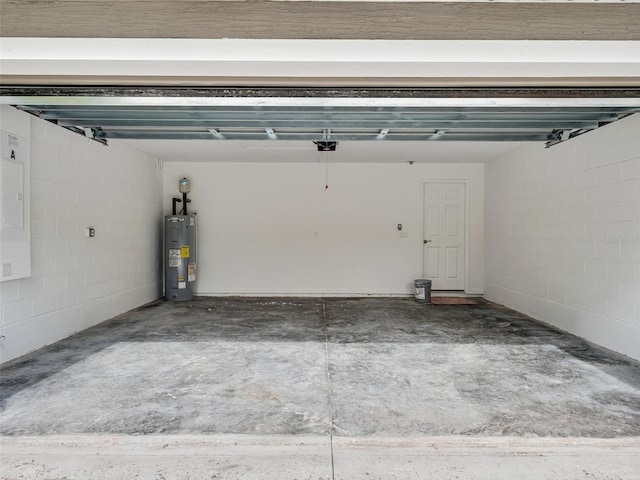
[421,179,471,293]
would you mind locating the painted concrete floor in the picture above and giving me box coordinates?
[1,297,639,479]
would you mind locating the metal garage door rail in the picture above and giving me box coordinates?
[2,87,640,147]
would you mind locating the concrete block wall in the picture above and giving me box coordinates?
[0,106,163,363]
[486,114,640,361]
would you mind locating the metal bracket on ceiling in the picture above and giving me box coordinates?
[545,128,591,148]
[12,105,108,145]
[207,128,225,139]
[429,130,447,141]
[545,112,630,148]
[314,128,337,151]
[70,125,108,145]
[314,141,337,152]
[265,128,278,140]
[376,128,390,140]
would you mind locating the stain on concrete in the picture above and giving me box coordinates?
[1,297,639,438]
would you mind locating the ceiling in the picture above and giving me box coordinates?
[119,139,525,164]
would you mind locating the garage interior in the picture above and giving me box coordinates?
[1,1,640,478]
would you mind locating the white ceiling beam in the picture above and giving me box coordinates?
[1,39,639,86]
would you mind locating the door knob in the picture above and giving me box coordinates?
[424,239,432,244]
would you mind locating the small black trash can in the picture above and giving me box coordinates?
[414,279,432,304]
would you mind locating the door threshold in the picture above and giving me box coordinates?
[432,291,483,298]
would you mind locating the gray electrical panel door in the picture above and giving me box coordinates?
[164,215,197,301]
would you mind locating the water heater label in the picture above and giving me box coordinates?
[178,282,186,289]
[181,246,190,258]
[188,264,196,282]
[168,248,181,259]
[169,259,181,267]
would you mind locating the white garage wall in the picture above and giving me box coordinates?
[163,160,484,296]
[0,106,163,364]
[486,114,640,361]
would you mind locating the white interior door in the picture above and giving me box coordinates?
[423,182,465,291]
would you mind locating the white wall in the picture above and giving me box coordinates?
[0,106,163,364]
[486,114,640,361]
[163,160,484,296]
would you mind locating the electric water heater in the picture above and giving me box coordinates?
[164,214,197,301]
[164,177,197,301]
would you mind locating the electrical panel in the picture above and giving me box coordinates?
[1,122,30,282]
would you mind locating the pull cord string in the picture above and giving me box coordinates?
[325,149,329,192]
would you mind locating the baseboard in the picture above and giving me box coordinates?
[195,292,413,298]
